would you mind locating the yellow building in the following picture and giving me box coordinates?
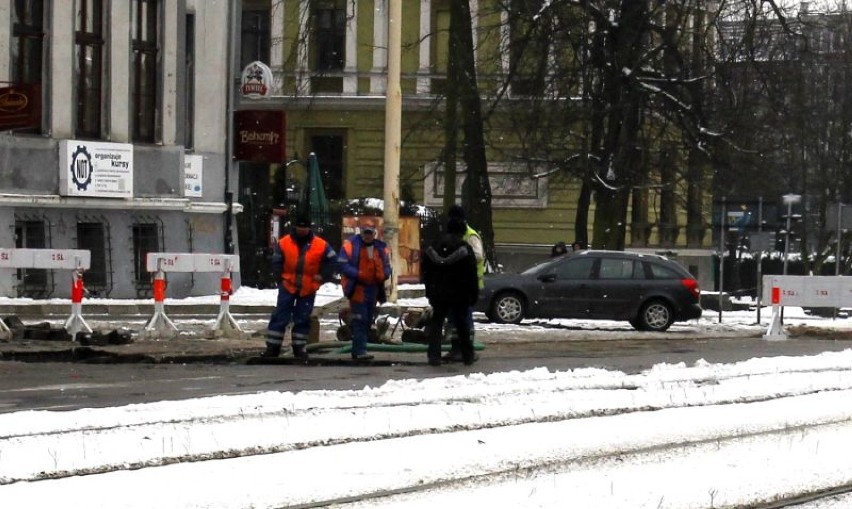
[234,0,714,285]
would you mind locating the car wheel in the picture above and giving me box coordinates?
[490,292,525,324]
[638,300,674,332]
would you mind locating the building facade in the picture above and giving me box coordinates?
[0,0,235,298]
[236,0,715,285]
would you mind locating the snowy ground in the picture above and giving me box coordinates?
[1,285,852,508]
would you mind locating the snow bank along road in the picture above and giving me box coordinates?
[2,351,852,508]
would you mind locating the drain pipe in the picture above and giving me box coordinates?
[223,0,239,254]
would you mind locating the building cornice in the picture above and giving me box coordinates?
[0,194,243,214]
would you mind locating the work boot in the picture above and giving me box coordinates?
[463,353,479,366]
[292,345,309,360]
[441,348,463,363]
[428,357,442,367]
[351,353,374,361]
[260,343,281,358]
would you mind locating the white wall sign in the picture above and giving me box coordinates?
[59,140,133,198]
[184,154,203,197]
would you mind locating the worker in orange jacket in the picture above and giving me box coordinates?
[338,218,391,361]
[262,214,336,360]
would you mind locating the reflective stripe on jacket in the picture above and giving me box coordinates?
[279,234,330,297]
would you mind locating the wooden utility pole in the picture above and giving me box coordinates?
[383,0,402,302]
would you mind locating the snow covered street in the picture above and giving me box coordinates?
[2,349,852,508]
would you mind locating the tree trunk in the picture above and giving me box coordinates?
[450,0,496,266]
[686,147,707,247]
[659,145,679,247]
[441,6,460,214]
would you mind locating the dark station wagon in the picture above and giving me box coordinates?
[475,250,702,331]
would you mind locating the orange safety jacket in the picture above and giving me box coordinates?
[278,234,331,297]
[339,236,391,304]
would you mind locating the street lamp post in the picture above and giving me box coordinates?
[782,193,802,276]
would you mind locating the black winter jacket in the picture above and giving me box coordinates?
[421,233,479,306]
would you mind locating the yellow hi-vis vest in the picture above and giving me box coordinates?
[463,225,485,289]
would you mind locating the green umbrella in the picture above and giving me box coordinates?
[301,152,330,229]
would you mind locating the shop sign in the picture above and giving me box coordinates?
[233,110,286,163]
[0,84,41,131]
[59,140,134,198]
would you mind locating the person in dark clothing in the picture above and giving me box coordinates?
[551,241,568,257]
[421,216,480,366]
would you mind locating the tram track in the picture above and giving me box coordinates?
[2,364,852,488]
[281,417,852,509]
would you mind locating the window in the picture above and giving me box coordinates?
[11,0,44,85]
[309,134,345,200]
[430,0,451,94]
[310,0,345,92]
[240,2,270,69]
[649,262,681,279]
[131,0,159,143]
[184,13,195,149]
[14,219,49,297]
[75,0,104,138]
[554,257,595,280]
[10,0,44,134]
[312,1,345,71]
[77,222,108,289]
[599,258,638,280]
[508,0,549,96]
[132,223,160,284]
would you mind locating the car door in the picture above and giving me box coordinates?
[587,257,644,318]
[536,255,597,318]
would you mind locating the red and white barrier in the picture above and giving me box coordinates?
[762,275,852,340]
[142,253,241,339]
[0,248,92,340]
[64,269,93,339]
[764,283,784,340]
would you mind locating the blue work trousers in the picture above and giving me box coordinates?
[267,285,315,348]
[349,285,379,356]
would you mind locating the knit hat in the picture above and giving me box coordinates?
[294,213,311,228]
[448,204,466,221]
[447,217,466,235]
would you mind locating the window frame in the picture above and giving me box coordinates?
[132,222,161,286]
[240,6,271,70]
[11,0,45,85]
[76,221,109,291]
[308,132,346,201]
[184,12,195,149]
[14,218,51,298]
[74,0,105,139]
[310,1,346,73]
[131,0,160,143]
[507,0,550,96]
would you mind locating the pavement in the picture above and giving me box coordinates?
[0,295,844,366]
[0,293,453,365]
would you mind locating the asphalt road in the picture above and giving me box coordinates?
[2,332,851,413]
